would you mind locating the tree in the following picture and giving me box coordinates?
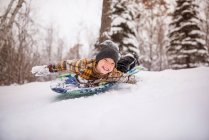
[56,38,64,60]
[137,0,169,71]
[0,0,40,85]
[202,0,209,53]
[98,0,112,43]
[65,43,81,60]
[45,25,54,64]
[14,3,40,84]
[97,0,140,58]
[0,0,25,84]
[167,0,208,69]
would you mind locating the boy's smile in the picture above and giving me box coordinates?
[96,58,115,75]
[102,66,110,71]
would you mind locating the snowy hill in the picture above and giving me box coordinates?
[0,67,209,140]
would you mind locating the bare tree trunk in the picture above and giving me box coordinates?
[148,8,154,71]
[45,26,54,63]
[157,20,165,71]
[8,0,25,28]
[0,0,25,85]
[65,43,81,60]
[57,38,64,60]
[99,0,112,43]
[0,0,25,50]
[0,0,15,24]
[0,0,40,85]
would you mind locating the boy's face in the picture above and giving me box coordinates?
[96,58,115,74]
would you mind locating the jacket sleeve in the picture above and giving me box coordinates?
[48,58,88,74]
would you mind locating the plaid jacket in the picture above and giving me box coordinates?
[48,58,133,84]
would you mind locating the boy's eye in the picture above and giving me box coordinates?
[103,58,115,66]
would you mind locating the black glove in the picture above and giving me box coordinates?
[117,54,138,73]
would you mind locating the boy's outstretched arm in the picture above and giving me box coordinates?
[31,60,67,76]
[31,59,88,76]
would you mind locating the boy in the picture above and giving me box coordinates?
[32,40,138,87]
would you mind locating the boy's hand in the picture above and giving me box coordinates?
[127,75,137,84]
[31,65,50,76]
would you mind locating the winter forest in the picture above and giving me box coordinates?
[0,0,209,85]
[1,1,209,140]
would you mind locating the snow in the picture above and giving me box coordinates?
[1,67,209,140]
[170,26,181,34]
[176,54,188,59]
[198,49,208,54]
[180,22,196,28]
[195,38,206,45]
[190,17,201,24]
[111,16,127,27]
[171,64,188,69]
[182,40,197,46]
[181,49,197,54]
[172,16,183,24]
[123,34,139,47]
[182,9,193,15]
[181,2,190,8]
[189,30,205,36]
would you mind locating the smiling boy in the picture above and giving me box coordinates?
[32,40,137,86]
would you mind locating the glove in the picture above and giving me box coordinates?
[127,75,137,84]
[31,65,50,76]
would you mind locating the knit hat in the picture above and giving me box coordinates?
[96,40,120,64]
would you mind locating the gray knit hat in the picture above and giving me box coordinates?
[96,40,120,64]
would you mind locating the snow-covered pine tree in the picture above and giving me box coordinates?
[110,0,140,56]
[167,0,208,69]
[202,0,209,53]
[97,0,140,58]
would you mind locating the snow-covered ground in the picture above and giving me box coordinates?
[0,67,209,140]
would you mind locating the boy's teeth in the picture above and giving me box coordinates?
[103,66,109,71]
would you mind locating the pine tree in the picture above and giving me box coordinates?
[97,0,140,58]
[111,0,141,56]
[167,0,208,69]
